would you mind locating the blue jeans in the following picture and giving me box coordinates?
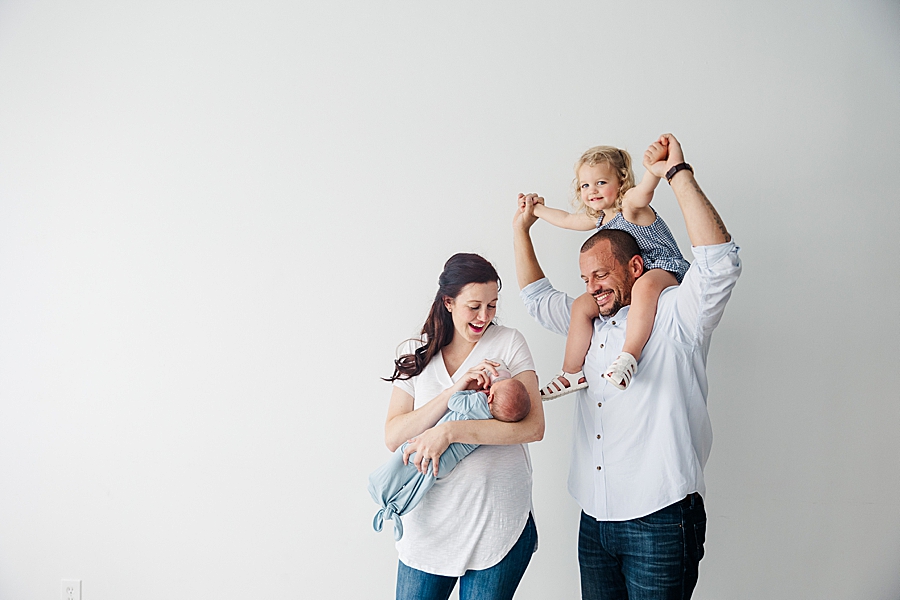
[396,513,537,600]
[578,494,707,600]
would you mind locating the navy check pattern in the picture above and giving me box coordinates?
[596,208,690,282]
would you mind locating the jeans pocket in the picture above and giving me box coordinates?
[693,519,707,562]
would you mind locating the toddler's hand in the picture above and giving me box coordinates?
[514,193,540,231]
[643,138,669,178]
[644,133,686,179]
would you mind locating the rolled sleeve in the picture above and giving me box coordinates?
[672,241,742,345]
[519,277,574,337]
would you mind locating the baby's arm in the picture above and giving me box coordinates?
[519,193,596,231]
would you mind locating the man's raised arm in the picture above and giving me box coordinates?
[643,134,731,247]
[513,193,547,289]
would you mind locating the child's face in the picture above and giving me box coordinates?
[578,162,621,213]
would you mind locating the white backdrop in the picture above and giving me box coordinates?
[1,1,898,599]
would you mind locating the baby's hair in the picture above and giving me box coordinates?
[572,146,636,220]
[490,379,531,423]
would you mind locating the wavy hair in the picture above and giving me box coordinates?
[384,253,501,382]
[571,146,636,220]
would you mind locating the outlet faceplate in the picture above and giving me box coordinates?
[61,579,81,600]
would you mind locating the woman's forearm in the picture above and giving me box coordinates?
[445,370,544,446]
[442,415,543,446]
[384,386,455,452]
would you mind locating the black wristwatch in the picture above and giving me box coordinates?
[665,162,693,184]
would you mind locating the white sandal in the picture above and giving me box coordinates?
[602,352,637,390]
[540,370,588,400]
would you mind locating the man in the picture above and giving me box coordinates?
[513,134,741,599]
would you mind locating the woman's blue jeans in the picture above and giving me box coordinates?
[395,513,537,600]
[578,494,707,600]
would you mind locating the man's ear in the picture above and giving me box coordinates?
[629,254,645,278]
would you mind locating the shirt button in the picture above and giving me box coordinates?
[599,343,604,348]
[596,466,602,470]
[596,434,601,439]
[611,321,616,325]
[597,402,602,407]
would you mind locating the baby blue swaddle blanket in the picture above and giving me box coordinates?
[367,390,493,540]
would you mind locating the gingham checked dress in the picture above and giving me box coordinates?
[597,208,690,282]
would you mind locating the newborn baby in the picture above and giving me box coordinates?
[368,359,530,540]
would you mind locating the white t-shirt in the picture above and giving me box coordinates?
[392,324,536,576]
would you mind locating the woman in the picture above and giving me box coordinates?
[384,253,544,600]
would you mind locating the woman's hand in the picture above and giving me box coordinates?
[451,359,501,393]
[403,423,452,477]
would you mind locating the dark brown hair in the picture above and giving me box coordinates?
[384,253,501,382]
[581,228,642,268]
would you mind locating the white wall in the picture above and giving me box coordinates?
[1,1,898,598]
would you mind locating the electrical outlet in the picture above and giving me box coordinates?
[61,579,81,600]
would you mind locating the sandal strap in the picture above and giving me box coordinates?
[602,353,637,390]
[540,370,588,399]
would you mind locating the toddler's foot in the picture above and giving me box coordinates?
[540,370,588,401]
[602,352,637,390]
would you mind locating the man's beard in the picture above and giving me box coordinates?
[594,278,634,317]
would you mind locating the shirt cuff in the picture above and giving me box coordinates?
[690,240,739,269]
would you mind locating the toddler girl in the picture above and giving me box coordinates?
[524,138,690,396]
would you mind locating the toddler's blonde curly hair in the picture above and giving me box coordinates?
[572,146,636,221]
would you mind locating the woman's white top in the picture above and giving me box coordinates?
[392,324,536,576]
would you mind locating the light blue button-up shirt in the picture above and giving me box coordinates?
[521,241,741,521]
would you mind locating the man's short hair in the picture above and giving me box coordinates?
[580,229,642,267]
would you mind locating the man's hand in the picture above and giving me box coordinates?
[514,193,541,232]
[648,133,731,245]
[512,193,547,289]
[643,133,686,179]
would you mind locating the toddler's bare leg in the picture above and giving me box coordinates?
[539,293,598,400]
[621,269,678,361]
[563,292,601,373]
[602,269,679,390]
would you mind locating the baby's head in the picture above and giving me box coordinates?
[572,146,636,219]
[487,378,531,423]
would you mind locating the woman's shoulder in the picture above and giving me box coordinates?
[396,335,427,355]
[482,324,534,372]
[484,323,522,342]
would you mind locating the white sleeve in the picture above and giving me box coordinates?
[392,338,424,398]
[519,277,574,337]
[670,242,742,346]
[503,328,536,378]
